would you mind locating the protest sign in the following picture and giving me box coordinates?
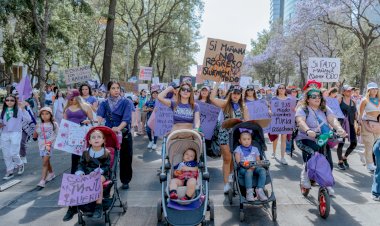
[154,101,173,137]
[54,119,91,156]
[64,65,92,85]
[16,75,33,101]
[128,76,138,83]
[196,65,204,84]
[269,98,296,134]
[152,77,160,85]
[325,97,345,119]
[239,76,252,88]
[180,76,196,87]
[139,66,153,81]
[197,101,220,140]
[308,58,340,82]
[120,81,138,92]
[246,100,270,120]
[201,38,246,84]
[138,84,149,92]
[22,116,36,142]
[58,172,101,206]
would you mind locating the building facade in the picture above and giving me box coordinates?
[270,0,285,24]
[283,0,299,21]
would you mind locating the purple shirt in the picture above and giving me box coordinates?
[65,108,88,124]
[1,108,31,133]
[234,145,260,162]
[84,96,97,105]
[170,100,199,124]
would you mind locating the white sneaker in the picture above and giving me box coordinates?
[281,158,288,165]
[256,188,268,201]
[300,167,311,189]
[246,188,255,201]
[367,163,376,172]
[152,144,157,150]
[359,152,366,165]
[223,183,231,194]
[37,180,46,188]
[21,157,27,164]
[45,172,56,182]
[327,186,335,196]
[18,165,24,175]
[3,173,14,180]
[228,173,234,183]
[271,153,275,159]
[372,195,380,201]
[147,141,153,149]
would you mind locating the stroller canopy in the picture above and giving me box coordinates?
[85,126,120,150]
[231,121,267,152]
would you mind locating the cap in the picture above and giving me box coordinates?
[66,89,80,100]
[39,106,53,115]
[229,85,243,93]
[200,86,210,91]
[303,80,322,90]
[367,82,379,91]
[342,85,353,91]
[246,85,254,90]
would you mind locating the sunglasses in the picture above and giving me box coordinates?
[5,99,15,102]
[232,90,242,94]
[278,87,286,90]
[308,94,322,99]
[181,87,191,93]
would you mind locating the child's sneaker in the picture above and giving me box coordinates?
[17,164,24,175]
[256,188,268,201]
[223,183,231,194]
[3,173,14,180]
[152,144,157,150]
[337,162,346,170]
[169,191,178,199]
[280,158,288,165]
[147,141,153,149]
[246,188,255,201]
[37,180,46,188]
[46,172,56,182]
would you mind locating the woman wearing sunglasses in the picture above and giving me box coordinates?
[0,94,31,180]
[295,88,346,195]
[158,82,200,131]
[210,83,249,193]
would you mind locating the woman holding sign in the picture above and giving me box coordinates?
[210,84,249,193]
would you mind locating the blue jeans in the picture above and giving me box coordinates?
[146,125,157,144]
[372,139,380,197]
[239,166,266,189]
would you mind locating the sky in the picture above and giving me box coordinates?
[191,0,270,75]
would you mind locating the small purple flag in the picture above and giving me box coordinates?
[16,75,33,101]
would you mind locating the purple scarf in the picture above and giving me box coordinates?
[108,95,122,111]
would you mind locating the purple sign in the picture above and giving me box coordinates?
[269,98,296,134]
[58,172,101,206]
[197,101,220,140]
[246,100,270,120]
[325,97,345,119]
[154,101,173,137]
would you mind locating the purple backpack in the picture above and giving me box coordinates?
[307,152,335,187]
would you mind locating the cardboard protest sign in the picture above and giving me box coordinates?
[54,119,92,156]
[58,172,101,206]
[139,66,153,81]
[325,97,345,119]
[201,38,246,84]
[119,81,138,92]
[154,101,173,137]
[240,76,252,88]
[197,101,220,140]
[180,76,196,87]
[64,66,92,85]
[308,58,340,82]
[269,98,296,134]
[246,100,270,120]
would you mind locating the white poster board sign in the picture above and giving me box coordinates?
[152,77,160,85]
[308,58,340,82]
[239,76,252,88]
[64,66,92,85]
[139,66,153,81]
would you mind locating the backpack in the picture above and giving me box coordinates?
[307,152,335,187]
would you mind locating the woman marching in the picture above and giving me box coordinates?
[210,83,249,193]
[244,85,257,103]
[144,88,159,150]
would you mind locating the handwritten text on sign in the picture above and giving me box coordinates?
[58,172,101,206]
[64,65,92,85]
[269,98,296,134]
[325,97,345,119]
[246,100,270,120]
[201,38,246,84]
[139,66,153,81]
[154,101,173,137]
[119,81,138,92]
[197,101,220,140]
[308,58,340,82]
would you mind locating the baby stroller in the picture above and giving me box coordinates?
[77,126,127,226]
[226,120,277,222]
[157,129,214,226]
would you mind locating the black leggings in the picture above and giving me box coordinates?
[120,131,133,184]
[296,139,333,170]
[337,122,357,161]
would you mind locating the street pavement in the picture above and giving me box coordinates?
[0,132,379,226]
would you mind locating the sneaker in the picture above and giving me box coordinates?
[152,144,157,150]
[327,186,335,196]
[17,165,24,175]
[280,158,288,165]
[92,204,103,219]
[337,162,346,170]
[372,195,380,201]
[343,159,349,168]
[37,180,46,188]
[20,157,27,164]
[62,208,77,221]
[223,183,231,194]
[359,152,366,165]
[147,141,153,149]
[256,188,268,201]
[3,173,14,180]
[45,172,56,182]
[367,163,376,172]
[169,191,178,200]
[228,173,234,183]
[271,153,275,159]
[246,188,255,201]
[300,168,311,189]
[121,183,129,190]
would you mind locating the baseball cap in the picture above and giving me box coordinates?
[367,82,378,91]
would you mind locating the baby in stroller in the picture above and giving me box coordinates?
[169,148,199,201]
[234,130,268,201]
[75,129,110,219]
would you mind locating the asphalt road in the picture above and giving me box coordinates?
[0,132,379,226]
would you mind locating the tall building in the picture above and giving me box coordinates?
[270,0,284,24]
[283,0,299,21]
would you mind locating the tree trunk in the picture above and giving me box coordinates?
[131,45,144,77]
[298,53,305,88]
[360,46,369,94]
[101,0,117,85]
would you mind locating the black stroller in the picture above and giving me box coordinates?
[225,120,277,222]
[157,129,214,226]
[77,126,127,226]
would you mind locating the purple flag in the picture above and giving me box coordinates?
[16,75,33,101]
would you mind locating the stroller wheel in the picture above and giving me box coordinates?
[318,188,330,219]
[300,184,310,197]
[228,189,233,205]
[209,199,214,221]
[272,200,277,222]
[157,199,163,222]
[239,210,245,222]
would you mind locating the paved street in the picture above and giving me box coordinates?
[0,133,379,226]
